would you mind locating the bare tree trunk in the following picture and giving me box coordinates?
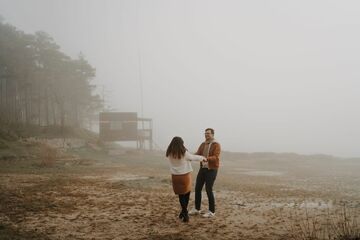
[14,80,18,123]
[0,78,2,113]
[60,101,65,130]
[5,79,8,122]
[38,80,41,126]
[74,101,80,128]
[25,81,29,125]
[52,97,56,126]
[45,86,49,126]
[0,77,3,121]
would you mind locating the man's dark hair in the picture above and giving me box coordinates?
[205,128,215,135]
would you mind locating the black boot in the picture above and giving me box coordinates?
[178,211,184,219]
[182,212,189,222]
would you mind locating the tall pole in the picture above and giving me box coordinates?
[138,52,144,129]
[136,0,145,150]
[136,0,144,128]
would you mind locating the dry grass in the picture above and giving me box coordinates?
[39,144,57,167]
[285,204,360,240]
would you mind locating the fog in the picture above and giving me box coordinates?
[1,0,360,157]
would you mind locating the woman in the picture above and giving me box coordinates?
[166,136,206,222]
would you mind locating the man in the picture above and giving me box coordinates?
[189,128,221,218]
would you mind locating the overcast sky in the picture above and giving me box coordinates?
[1,0,360,157]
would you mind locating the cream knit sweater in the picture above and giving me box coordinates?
[167,151,204,175]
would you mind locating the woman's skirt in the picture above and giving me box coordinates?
[171,172,191,195]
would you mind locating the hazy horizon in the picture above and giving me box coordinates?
[1,0,360,157]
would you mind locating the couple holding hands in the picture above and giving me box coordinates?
[166,128,221,222]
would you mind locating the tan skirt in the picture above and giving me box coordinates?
[171,172,191,195]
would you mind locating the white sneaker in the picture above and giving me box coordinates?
[188,208,201,215]
[202,211,215,218]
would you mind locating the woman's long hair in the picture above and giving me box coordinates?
[166,136,187,159]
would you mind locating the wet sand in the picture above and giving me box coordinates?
[0,149,359,239]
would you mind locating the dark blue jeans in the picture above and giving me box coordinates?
[195,168,218,213]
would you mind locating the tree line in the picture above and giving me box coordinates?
[0,17,103,130]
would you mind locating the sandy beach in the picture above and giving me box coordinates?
[1,147,359,240]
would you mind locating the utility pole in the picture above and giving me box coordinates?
[136,0,145,150]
